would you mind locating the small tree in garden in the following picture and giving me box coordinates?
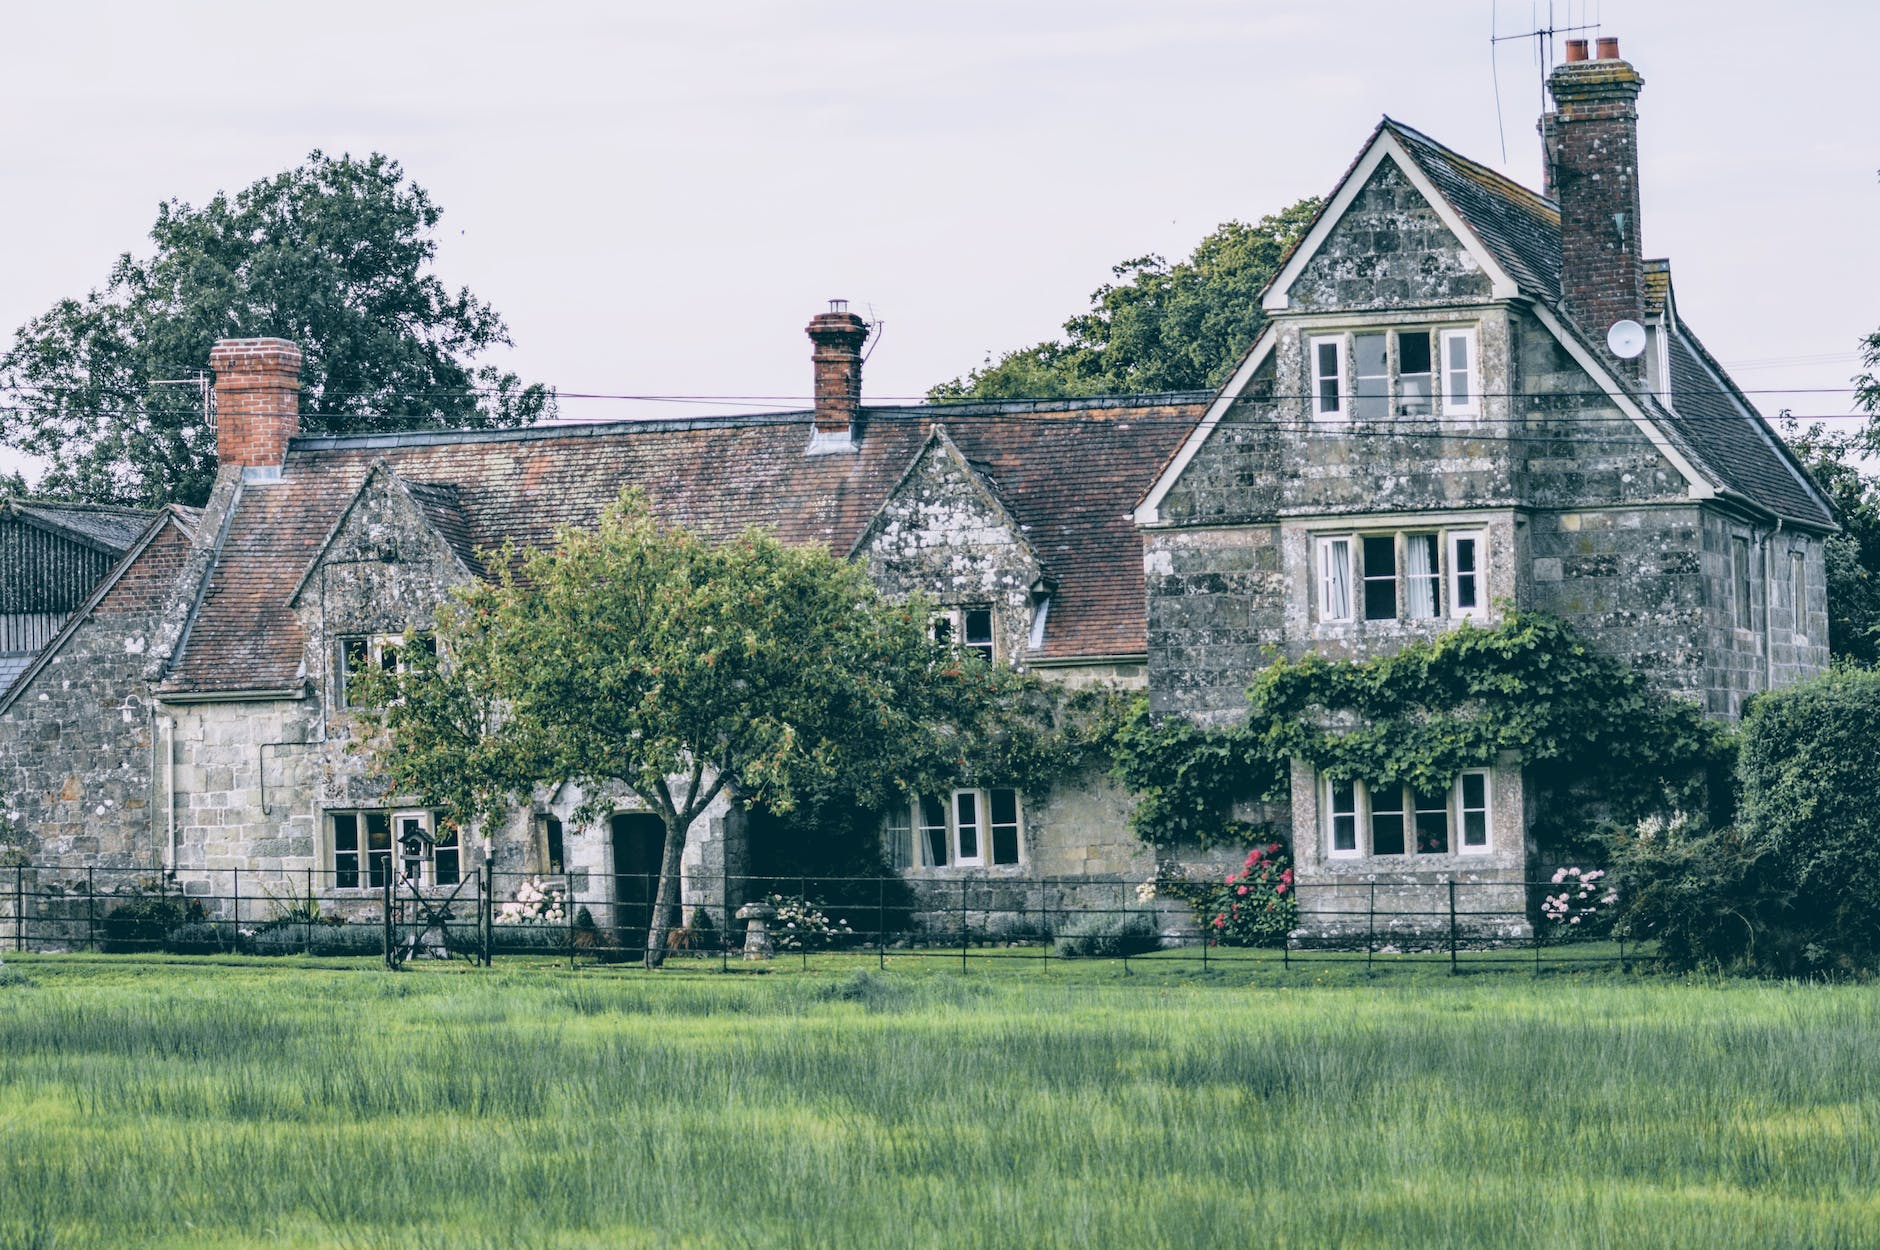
[353,489,1038,968]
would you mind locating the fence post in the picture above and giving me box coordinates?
[233,867,241,946]
[878,876,886,972]
[1120,879,1131,975]
[1040,878,1050,968]
[1534,881,1543,975]
[721,857,730,973]
[959,877,968,974]
[383,871,394,969]
[567,875,576,971]
[304,867,313,955]
[481,858,493,967]
[1367,881,1376,972]
[1448,879,1458,975]
[801,874,809,972]
[87,866,96,953]
[14,863,22,951]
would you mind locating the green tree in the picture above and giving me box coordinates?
[1783,417,1880,665]
[355,490,1043,967]
[930,198,1322,401]
[0,151,551,508]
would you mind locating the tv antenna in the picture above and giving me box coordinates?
[1490,1,1601,162]
[148,371,212,427]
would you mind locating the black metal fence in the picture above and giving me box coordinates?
[0,863,1644,973]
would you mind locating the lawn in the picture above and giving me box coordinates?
[0,956,1876,1249]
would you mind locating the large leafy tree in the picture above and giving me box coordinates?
[355,490,1048,967]
[1783,417,1880,665]
[930,198,1322,401]
[0,151,551,507]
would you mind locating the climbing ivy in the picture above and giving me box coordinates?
[1116,614,1732,851]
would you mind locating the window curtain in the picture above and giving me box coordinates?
[1323,541,1351,620]
[1405,535,1438,619]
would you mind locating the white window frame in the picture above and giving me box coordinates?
[932,607,995,664]
[1325,777,1362,859]
[1456,770,1492,855]
[1318,536,1355,623]
[1310,335,1346,420]
[1396,329,1434,417]
[1439,327,1480,417]
[1317,527,1491,625]
[336,630,437,708]
[891,789,1025,870]
[1321,773,1492,859]
[329,807,455,889]
[1447,530,1487,620]
[1350,331,1389,420]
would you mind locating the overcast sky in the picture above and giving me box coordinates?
[2,1,1874,479]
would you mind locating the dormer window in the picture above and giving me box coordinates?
[933,607,995,663]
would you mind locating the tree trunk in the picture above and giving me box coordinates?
[643,813,689,969]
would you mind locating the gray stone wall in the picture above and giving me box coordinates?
[857,433,1043,668]
[1287,160,1496,311]
[1143,525,1286,721]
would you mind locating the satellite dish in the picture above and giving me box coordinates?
[1607,319,1647,359]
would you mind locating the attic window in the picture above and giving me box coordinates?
[933,608,995,663]
[1312,326,1479,420]
[336,631,437,708]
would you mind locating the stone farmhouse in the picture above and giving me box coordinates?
[1134,38,1832,932]
[0,38,1832,941]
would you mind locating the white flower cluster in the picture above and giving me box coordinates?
[1135,879,1158,903]
[765,893,855,951]
[495,877,567,926]
[1542,866,1617,925]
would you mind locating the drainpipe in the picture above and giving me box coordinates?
[161,714,177,874]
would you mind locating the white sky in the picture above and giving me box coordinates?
[1,1,1874,481]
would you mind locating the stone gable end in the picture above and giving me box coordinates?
[856,437,1044,667]
[1286,158,1495,312]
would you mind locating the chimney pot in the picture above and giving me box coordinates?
[210,337,303,473]
[805,302,869,454]
[1595,36,1620,59]
[1565,39,1589,61]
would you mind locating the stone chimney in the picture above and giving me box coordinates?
[210,338,303,474]
[1543,37,1647,373]
[805,300,869,454]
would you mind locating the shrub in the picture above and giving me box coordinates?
[495,878,567,926]
[1538,866,1618,935]
[1052,910,1160,959]
[1609,816,1767,970]
[765,894,856,951]
[164,921,255,955]
[1734,667,1880,970]
[102,893,203,953]
[1155,841,1296,947]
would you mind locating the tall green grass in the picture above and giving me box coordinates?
[0,960,1875,1249]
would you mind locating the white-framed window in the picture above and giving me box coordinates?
[1439,327,1479,416]
[1311,335,1346,419]
[1448,530,1485,619]
[932,607,995,663]
[1352,332,1389,419]
[1397,330,1433,416]
[888,788,1024,869]
[1790,551,1808,637]
[1318,537,1354,622]
[336,630,437,708]
[329,808,456,888]
[1322,771,1492,858]
[1318,528,1490,625]
[1731,536,1753,631]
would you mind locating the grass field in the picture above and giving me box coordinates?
[1,955,1876,1249]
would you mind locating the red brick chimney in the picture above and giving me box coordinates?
[210,338,302,472]
[1543,38,1647,374]
[806,300,868,453]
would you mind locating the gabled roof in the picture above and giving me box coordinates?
[1,498,161,556]
[158,394,1208,695]
[848,426,1047,579]
[0,507,199,714]
[1239,116,1834,531]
